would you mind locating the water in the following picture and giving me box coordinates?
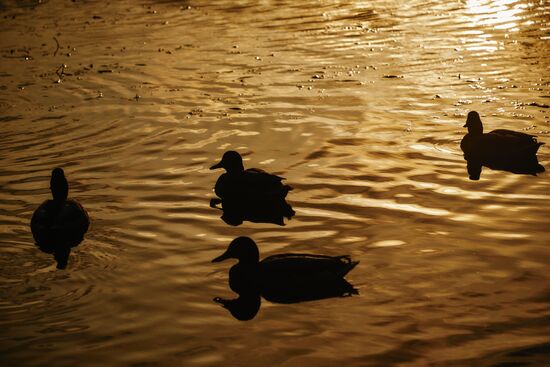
[1,0,549,365]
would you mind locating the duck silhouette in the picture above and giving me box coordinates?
[210,151,292,201]
[30,168,89,269]
[210,151,294,225]
[460,111,545,180]
[212,237,358,320]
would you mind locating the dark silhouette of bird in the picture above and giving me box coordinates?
[460,111,544,180]
[210,151,292,201]
[30,168,89,269]
[212,237,358,320]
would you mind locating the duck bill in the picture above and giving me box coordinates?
[212,251,231,263]
[210,161,223,170]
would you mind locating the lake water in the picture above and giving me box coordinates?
[1,0,549,366]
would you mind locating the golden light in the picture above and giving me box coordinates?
[465,0,525,31]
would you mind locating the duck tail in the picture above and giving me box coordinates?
[337,256,359,276]
[282,185,293,197]
[348,287,359,296]
[346,261,359,275]
[284,205,296,220]
[533,141,544,154]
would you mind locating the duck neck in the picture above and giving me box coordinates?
[51,185,68,203]
[468,124,483,135]
[466,115,483,135]
[50,171,69,202]
[237,257,260,270]
[226,163,244,174]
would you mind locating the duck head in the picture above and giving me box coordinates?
[212,236,260,265]
[464,111,483,135]
[50,167,68,202]
[210,151,245,173]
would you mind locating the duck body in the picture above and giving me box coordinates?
[214,169,291,200]
[461,129,543,163]
[257,253,358,304]
[211,151,292,202]
[460,111,544,163]
[31,198,89,248]
[213,237,358,304]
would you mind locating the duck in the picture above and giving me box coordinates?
[210,151,292,202]
[461,111,544,163]
[30,168,89,268]
[212,237,358,311]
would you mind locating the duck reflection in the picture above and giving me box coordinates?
[212,237,358,321]
[214,294,262,321]
[461,111,545,180]
[30,168,89,269]
[210,196,294,226]
[210,151,294,225]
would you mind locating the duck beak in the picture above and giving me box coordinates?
[212,251,231,263]
[210,161,223,170]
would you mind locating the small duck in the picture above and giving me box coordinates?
[212,237,358,306]
[461,111,544,163]
[30,168,89,268]
[210,151,292,202]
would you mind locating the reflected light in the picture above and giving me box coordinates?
[481,231,530,239]
[372,240,405,248]
[466,0,524,30]
[463,0,527,52]
[341,195,451,217]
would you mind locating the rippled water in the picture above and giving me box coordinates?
[1,0,549,365]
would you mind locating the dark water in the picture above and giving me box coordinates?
[1,0,549,365]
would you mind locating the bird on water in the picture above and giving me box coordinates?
[210,151,292,201]
[31,168,89,268]
[212,236,358,320]
[460,111,544,179]
[461,111,544,161]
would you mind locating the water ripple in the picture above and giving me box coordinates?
[1,0,549,366]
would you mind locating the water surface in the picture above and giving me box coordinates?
[1,0,549,366]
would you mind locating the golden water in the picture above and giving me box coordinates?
[1,0,549,366]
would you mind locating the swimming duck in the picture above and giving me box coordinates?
[30,168,89,268]
[212,237,358,303]
[460,111,545,179]
[210,151,292,202]
[461,111,544,163]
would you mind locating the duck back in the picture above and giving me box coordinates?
[487,129,542,154]
[31,199,89,248]
[258,254,358,303]
[260,253,357,278]
[214,169,291,200]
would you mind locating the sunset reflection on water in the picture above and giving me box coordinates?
[0,0,548,366]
